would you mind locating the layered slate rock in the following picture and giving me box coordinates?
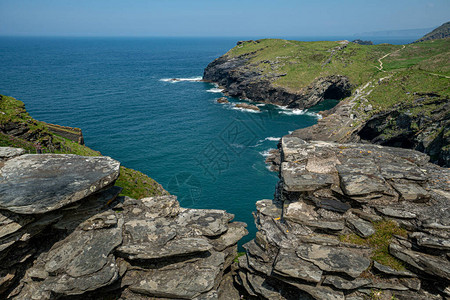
[0,154,120,214]
[0,148,248,300]
[236,138,450,299]
[16,211,123,298]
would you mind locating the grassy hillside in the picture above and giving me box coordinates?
[0,94,167,199]
[226,38,450,111]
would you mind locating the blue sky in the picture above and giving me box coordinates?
[0,0,448,37]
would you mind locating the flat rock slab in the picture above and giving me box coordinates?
[346,217,375,238]
[323,275,370,290]
[0,154,120,214]
[282,162,335,192]
[117,237,212,260]
[372,261,416,277]
[176,209,233,237]
[296,244,371,278]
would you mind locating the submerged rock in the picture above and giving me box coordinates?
[234,103,260,111]
[216,97,229,104]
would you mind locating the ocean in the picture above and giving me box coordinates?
[0,36,416,245]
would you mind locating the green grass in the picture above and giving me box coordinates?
[1,94,167,199]
[0,132,37,152]
[340,220,408,270]
[383,39,450,75]
[223,38,450,113]
[226,39,403,91]
[233,251,246,263]
[367,69,450,111]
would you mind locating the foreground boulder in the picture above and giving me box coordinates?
[0,148,247,299]
[237,137,450,299]
[0,154,120,214]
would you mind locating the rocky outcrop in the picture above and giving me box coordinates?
[42,122,84,145]
[216,97,229,104]
[358,96,450,167]
[203,49,352,109]
[0,148,247,299]
[237,137,450,299]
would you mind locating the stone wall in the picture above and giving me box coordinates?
[43,122,84,145]
[0,148,247,299]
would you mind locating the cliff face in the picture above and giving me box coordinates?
[291,84,450,167]
[207,38,449,167]
[0,148,247,299]
[203,41,352,109]
[237,137,450,299]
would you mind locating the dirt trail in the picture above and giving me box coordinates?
[376,45,406,71]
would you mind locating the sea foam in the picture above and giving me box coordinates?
[160,76,203,83]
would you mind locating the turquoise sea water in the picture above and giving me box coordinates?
[0,36,415,245]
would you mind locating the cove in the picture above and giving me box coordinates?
[0,37,336,244]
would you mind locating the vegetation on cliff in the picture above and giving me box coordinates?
[225,38,449,106]
[215,33,449,166]
[0,94,166,198]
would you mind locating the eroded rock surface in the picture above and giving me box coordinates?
[0,148,248,300]
[236,138,450,299]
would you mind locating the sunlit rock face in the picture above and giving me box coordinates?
[0,148,247,300]
[236,137,450,300]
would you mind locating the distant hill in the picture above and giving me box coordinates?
[354,27,433,38]
[415,21,450,42]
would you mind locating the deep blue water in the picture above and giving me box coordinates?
[0,36,414,245]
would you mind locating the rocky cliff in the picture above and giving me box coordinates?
[236,137,450,299]
[203,40,352,109]
[0,148,247,299]
[291,81,450,167]
[204,37,449,167]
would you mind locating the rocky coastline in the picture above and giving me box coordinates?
[203,40,449,167]
[203,43,352,109]
[0,148,247,299]
[1,32,449,299]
